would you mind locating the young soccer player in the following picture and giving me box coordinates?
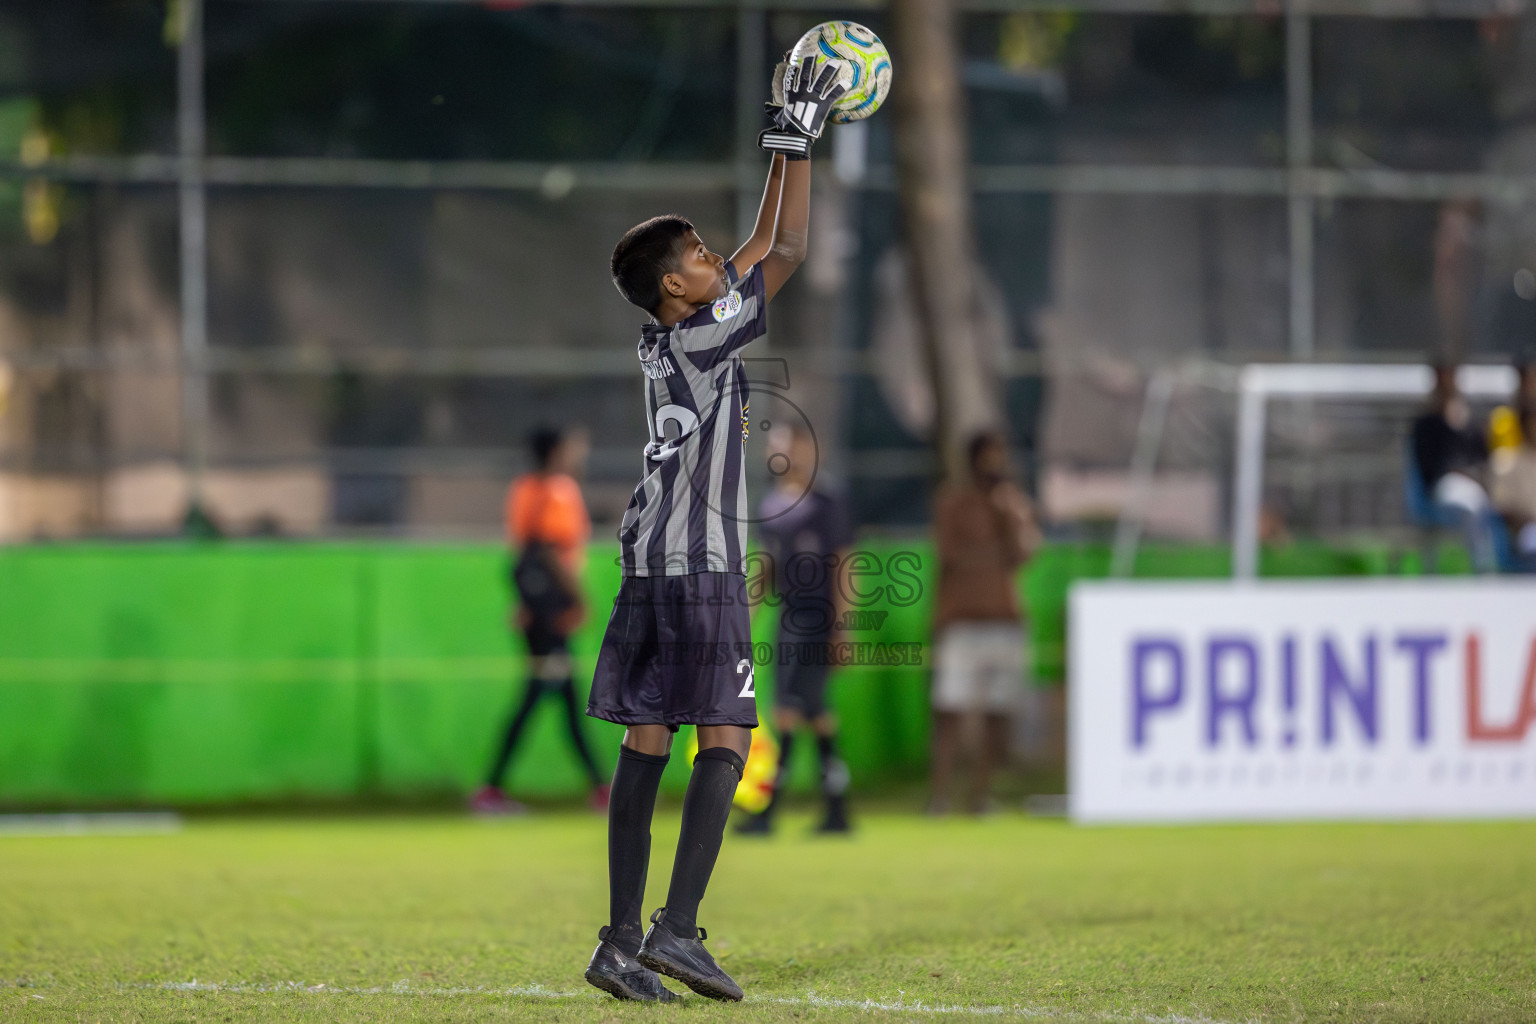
[737,422,855,835]
[581,58,846,1003]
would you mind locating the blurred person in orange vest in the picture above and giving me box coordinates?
[471,425,608,814]
[929,430,1042,815]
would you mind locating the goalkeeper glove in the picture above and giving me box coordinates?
[758,57,847,160]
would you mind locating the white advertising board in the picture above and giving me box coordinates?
[1069,579,1536,823]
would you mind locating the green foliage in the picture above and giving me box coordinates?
[999,13,1078,73]
[202,8,735,161]
[1,814,1533,1022]
[0,96,39,243]
[1197,16,1284,82]
[0,94,36,153]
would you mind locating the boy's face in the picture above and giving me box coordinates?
[661,230,729,308]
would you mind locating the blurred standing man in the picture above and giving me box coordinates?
[929,431,1042,815]
[471,426,608,814]
[738,423,855,835]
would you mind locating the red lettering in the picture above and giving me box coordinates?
[1464,633,1536,742]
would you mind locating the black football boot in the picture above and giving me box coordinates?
[584,926,680,1002]
[734,811,772,836]
[635,908,744,1002]
[816,794,851,834]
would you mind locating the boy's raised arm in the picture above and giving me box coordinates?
[729,155,785,273]
[755,57,846,302]
[760,156,809,302]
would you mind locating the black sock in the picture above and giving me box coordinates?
[762,731,794,820]
[606,745,669,956]
[486,680,542,787]
[816,732,848,802]
[662,746,744,939]
[558,679,603,788]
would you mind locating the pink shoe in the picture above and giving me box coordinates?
[469,785,526,816]
[589,784,611,813]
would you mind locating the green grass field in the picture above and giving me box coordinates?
[2,809,1533,1023]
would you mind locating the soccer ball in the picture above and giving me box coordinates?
[685,725,779,814]
[789,21,893,124]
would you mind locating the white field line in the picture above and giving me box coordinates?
[0,812,182,837]
[129,979,1245,1024]
[153,980,590,999]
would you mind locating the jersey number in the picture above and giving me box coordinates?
[736,659,755,698]
[647,403,700,461]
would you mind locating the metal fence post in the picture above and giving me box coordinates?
[177,0,209,512]
[1286,0,1315,360]
[1232,373,1266,580]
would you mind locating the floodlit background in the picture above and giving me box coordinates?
[5,1,1533,544]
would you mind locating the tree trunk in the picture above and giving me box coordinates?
[890,0,1000,483]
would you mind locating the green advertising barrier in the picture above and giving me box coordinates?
[0,546,367,804]
[0,538,1452,807]
[0,542,935,806]
[367,544,933,800]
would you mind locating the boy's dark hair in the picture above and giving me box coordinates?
[611,215,694,315]
[530,426,563,470]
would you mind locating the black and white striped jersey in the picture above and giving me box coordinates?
[618,260,768,577]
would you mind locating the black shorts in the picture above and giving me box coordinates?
[586,572,759,730]
[774,632,834,718]
[522,619,569,658]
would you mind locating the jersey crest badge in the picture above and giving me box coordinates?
[711,289,743,323]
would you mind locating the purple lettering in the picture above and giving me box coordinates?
[1132,639,1185,748]
[1321,634,1379,746]
[1280,634,1298,748]
[1395,634,1447,745]
[1207,636,1260,748]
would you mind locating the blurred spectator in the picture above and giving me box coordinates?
[1409,365,1500,573]
[470,426,607,815]
[1487,360,1536,455]
[1491,404,1536,573]
[181,501,223,540]
[737,423,855,836]
[929,431,1042,815]
[1259,503,1292,547]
